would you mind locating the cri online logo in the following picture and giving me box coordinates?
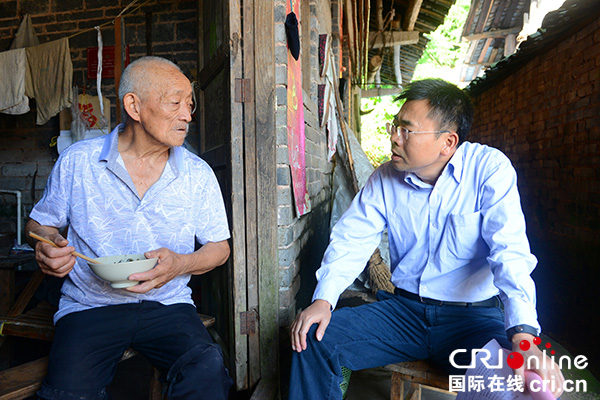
[449,338,590,393]
[450,337,588,371]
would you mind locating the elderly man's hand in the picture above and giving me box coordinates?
[33,233,76,278]
[126,247,184,293]
[511,333,565,398]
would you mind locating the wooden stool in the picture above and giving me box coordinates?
[386,360,456,400]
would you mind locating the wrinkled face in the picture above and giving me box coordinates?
[138,66,193,148]
[389,99,450,178]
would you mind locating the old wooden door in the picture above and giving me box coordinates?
[196,0,262,392]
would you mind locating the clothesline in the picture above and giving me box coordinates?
[67,0,156,39]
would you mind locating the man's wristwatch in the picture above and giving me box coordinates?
[506,324,539,341]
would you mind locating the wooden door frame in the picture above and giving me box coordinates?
[253,0,278,385]
[199,0,278,393]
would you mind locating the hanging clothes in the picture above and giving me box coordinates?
[10,15,40,50]
[0,48,29,115]
[25,37,73,125]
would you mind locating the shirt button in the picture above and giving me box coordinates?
[422,286,428,292]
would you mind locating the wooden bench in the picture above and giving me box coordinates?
[0,270,215,400]
[386,360,456,400]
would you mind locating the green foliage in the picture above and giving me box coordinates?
[417,0,470,73]
[360,0,470,166]
[360,96,398,168]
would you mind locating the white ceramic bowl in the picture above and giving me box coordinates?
[88,254,158,288]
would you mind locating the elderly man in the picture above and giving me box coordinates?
[289,79,564,399]
[26,56,232,399]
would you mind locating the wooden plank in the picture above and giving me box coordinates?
[464,27,521,41]
[474,0,495,34]
[477,38,492,64]
[248,378,278,400]
[254,0,278,382]
[504,33,517,56]
[0,356,48,400]
[403,0,424,31]
[0,269,13,317]
[370,30,420,49]
[243,0,260,390]
[227,0,249,390]
[361,87,403,98]
[491,0,509,27]
[345,0,357,79]
[488,47,499,64]
[461,0,479,37]
[115,16,122,124]
[386,361,450,391]
[501,0,521,29]
[196,0,207,155]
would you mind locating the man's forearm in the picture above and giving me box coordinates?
[184,240,230,275]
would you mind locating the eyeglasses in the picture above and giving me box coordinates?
[386,123,449,141]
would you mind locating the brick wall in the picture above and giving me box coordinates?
[0,0,197,233]
[468,15,600,374]
[275,0,337,326]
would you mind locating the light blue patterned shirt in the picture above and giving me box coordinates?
[30,125,230,322]
[313,141,540,331]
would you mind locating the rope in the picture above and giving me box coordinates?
[67,0,155,39]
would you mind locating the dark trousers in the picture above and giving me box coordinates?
[289,289,511,400]
[38,301,233,400]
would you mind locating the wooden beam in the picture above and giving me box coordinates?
[403,0,424,31]
[461,1,478,38]
[464,27,521,41]
[370,30,419,49]
[477,38,492,64]
[361,87,403,98]
[475,0,495,34]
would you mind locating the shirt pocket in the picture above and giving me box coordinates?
[444,211,486,261]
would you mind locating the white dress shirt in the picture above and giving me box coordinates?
[313,141,540,331]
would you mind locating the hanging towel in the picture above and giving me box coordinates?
[25,37,73,125]
[10,15,40,49]
[0,48,30,115]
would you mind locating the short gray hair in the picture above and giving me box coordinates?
[118,56,183,121]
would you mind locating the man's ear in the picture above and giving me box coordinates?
[123,93,142,122]
[441,131,459,156]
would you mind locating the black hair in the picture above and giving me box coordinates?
[395,79,474,144]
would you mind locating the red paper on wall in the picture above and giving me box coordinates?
[87,45,130,80]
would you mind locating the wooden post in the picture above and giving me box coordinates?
[255,0,278,383]
[114,16,122,124]
[244,0,260,389]
[394,44,402,87]
[366,54,382,84]
[345,0,357,81]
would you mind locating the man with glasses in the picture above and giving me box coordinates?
[289,79,564,399]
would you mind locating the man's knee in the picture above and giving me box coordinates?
[166,342,233,400]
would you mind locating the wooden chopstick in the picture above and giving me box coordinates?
[28,231,100,264]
